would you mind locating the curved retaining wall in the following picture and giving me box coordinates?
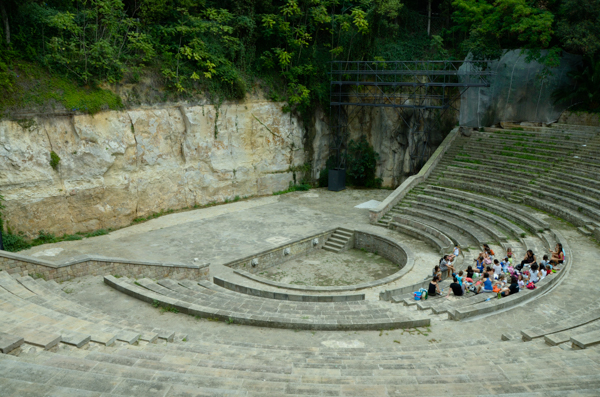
[235,230,414,292]
[213,276,365,302]
[223,230,335,273]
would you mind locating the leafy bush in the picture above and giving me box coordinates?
[2,232,31,252]
[33,230,59,245]
[346,136,382,188]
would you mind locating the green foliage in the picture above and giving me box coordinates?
[160,305,180,314]
[346,136,382,188]
[553,56,600,112]
[85,229,108,238]
[318,168,329,188]
[49,151,60,170]
[44,0,152,84]
[451,0,557,66]
[3,232,32,252]
[63,234,83,241]
[273,181,311,195]
[2,0,599,116]
[0,61,123,115]
[32,230,59,245]
[555,0,600,58]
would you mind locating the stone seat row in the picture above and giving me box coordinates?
[104,276,430,331]
[477,132,599,152]
[2,335,600,396]
[395,228,567,321]
[212,276,366,302]
[444,158,600,204]
[456,130,600,174]
[507,301,600,349]
[434,173,599,235]
[386,195,509,244]
[0,271,179,354]
[399,196,522,249]
[380,203,565,321]
[484,125,598,140]
[431,161,600,233]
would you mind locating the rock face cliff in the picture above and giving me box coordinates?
[310,106,455,187]
[0,101,305,237]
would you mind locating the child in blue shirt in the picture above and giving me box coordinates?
[501,257,510,273]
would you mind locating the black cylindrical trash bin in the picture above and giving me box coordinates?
[328,168,346,191]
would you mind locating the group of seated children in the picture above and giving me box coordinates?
[428,243,564,299]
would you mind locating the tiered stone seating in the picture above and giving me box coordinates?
[0,270,179,354]
[420,125,600,236]
[105,275,430,331]
[375,122,598,320]
[2,120,600,395]
[1,329,600,395]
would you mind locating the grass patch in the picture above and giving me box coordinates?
[454,158,482,165]
[84,229,108,238]
[1,61,123,115]
[160,305,179,314]
[273,182,311,196]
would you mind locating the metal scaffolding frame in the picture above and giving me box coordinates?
[328,60,493,174]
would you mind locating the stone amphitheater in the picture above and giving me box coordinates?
[2,119,600,396]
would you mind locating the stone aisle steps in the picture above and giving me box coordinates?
[545,319,600,347]
[322,228,353,253]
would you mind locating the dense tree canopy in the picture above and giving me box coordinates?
[0,0,598,112]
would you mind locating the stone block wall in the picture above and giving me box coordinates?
[224,230,335,273]
[0,251,208,282]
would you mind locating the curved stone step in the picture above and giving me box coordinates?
[212,277,366,302]
[400,206,488,246]
[397,213,477,249]
[424,185,550,233]
[104,276,430,331]
[416,194,527,241]
[388,218,452,255]
[406,200,509,246]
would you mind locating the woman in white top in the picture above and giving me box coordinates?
[492,259,503,279]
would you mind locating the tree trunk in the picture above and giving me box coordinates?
[0,1,9,45]
[427,0,432,36]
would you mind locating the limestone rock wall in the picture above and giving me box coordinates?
[0,102,305,237]
[310,107,455,187]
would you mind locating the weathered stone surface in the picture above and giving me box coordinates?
[0,331,24,353]
[0,101,305,236]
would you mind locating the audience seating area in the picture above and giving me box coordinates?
[1,121,600,396]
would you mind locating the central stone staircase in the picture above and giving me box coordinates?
[322,228,354,253]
